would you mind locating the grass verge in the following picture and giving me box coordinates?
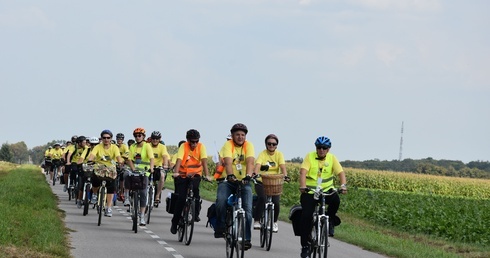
[0,165,70,258]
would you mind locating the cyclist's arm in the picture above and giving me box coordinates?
[66,151,73,165]
[299,168,308,193]
[224,157,234,176]
[279,164,287,177]
[173,159,182,177]
[245,156,254,177]
[201,158,209,178]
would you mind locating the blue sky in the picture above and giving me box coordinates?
[1,0,489,163]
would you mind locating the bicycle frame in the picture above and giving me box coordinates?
[260,195,274,251]
[308,187,337,258]
[177,175,199,245]
[225,181,246,258]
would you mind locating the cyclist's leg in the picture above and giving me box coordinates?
[153,169,163,202]
[63,164,71,190]
[215,181,234,232]
[254,183,265,227]
[241,183,253,242]
[300,193,316,247]
[191,175,202,220]
[138,176,149,220]
[272,195,280,222]
[325,191,341,236]
[171,177,187,228]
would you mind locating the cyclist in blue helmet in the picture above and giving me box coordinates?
[297,136,347,258]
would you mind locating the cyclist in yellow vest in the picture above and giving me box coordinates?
[169,129,210,234]
[148,131,170,206]
[87,130,124,218]
[66,136,89,208]
[298,136,347,258]
[115,133,129,202]
[62,136,77,192]
[49,143,64,183]
[253,134,290,233]
[214,123,255,251]
[127,127,155,226]
[44,146,53,175]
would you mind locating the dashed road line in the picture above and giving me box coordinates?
[115,206,185,258]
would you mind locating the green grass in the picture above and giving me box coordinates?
[0,165,70,258]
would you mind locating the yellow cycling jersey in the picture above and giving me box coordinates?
[221,140,255,180]
[150,143,169,166]
[90,144,121,167]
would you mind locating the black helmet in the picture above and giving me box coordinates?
[265,134,279,144]
[76,136,86,143]
[151,131,162,139]
[71,135,78,142]
[186,129,200,140]
[230,123,248,134]
[116,133,125,139]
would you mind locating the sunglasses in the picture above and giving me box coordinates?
[266,142,278,146]
[116,138,124,140]
[134,134,144,138]
[316,146,329,150]
[189,140,199,144]
[102,136,112,140]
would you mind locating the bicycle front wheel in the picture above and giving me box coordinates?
[146,186,154,224]
[265,205,274,251]
[83,184,89,216]
[97,187,106,226]
[225,208,234,258]
[132,191,139,233]
[236,213,245,258]
[318,218,328,258]
[259,210,266,248]
[184,199,195,245]
[53,168,57,186]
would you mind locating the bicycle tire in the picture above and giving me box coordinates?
[132,191,139,233]
[83,184,89,216]
[318,218,328,258]
[265,205,274,251]
[311,218,319,258]
[68,186,72,201]
[236,213,245,258]
[146,186,154,224]
[225,208,234,258]
[177,211,185,242]
[97,187,105,226]
[259,209,266,248]
[184,199,195,245]
[53,168,57,186]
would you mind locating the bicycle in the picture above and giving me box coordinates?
[95,179,108,226]
[127,169,146,233]
[302,187,339,258]
[177,175,209,246]
[81,164,94,216]
[52,159,61,186]
[258,174,286,251]
[145,172,155,225]
[225,177,253,258]
[67,167,77,202]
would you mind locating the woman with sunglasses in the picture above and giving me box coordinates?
[297,136,347,258]
[253,134,289,233]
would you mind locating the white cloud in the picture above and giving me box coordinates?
[375,43,404,66]
[0,6,54,29]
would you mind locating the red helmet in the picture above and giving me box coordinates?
[133,127,146,136]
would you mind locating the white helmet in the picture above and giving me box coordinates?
[89,137,99,144]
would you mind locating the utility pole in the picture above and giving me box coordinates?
[399,121,404,161]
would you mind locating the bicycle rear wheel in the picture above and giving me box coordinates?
[68,185,72,201]
[236,213,245,258]
[225,208,234,258]
[97,187,106,226]
[184,199,195,245]
[265,205,274,251]
[259,210,266,248]
[53,168,57,186]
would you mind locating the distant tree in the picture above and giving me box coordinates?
[9,141,29,164]
[0,143,13,162]
[290,157,303,163]
[166,145,178,155]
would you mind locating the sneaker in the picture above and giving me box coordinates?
[77,200,82,209]
[301,246,310,258]
[329,223,335,237]
[140,215,146,226]
[123,199,130,206]
[195,216,201,222]
[170,223,177,234]
[242,240,252,250]
[63,184,67,192]
[253,221,261,230]
[105,208,112,217]
[273,222,278,233]
[214,227,224,238]
[91,194,97,204]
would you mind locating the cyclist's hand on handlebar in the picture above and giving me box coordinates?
[226,174,237,182]
[284,175,291,183]
[242,175,252,184]
[299,187,308,194]
[87,161,95,165]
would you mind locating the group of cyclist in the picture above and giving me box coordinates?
[43,123,347,258]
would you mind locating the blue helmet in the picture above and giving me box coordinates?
[315,136,331,147]
[100,129,113,137]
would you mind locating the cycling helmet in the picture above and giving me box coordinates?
[66,141,72,145]
[89,137,99,144]
[127,139,135,146]
[71,135,78,142]
[53,142,61,147]
[230,123,248,134]
[151,131,162,139]
[265,134,279,144]
[100,129,113,137]
[76,136,86,143]
[186,129,200,139]
[116,133,125,139]
[48,146,52,149]
[315,136,331,147]
[133,127,146,136]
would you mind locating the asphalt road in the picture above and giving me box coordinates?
[48,176,388,258]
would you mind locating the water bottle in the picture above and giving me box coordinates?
[227,194,236,206]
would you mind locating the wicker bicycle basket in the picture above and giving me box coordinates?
[261,174,284,196]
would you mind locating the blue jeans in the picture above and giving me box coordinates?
[216,181,253,241]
